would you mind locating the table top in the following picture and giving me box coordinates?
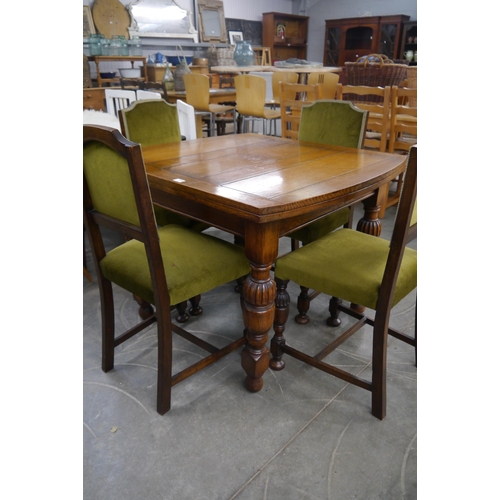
[143,134,405,234]
[210,65,341,74]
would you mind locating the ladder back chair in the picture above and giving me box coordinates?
[83,125,250,415]
[272,145,418,420]
[307,72,340,99]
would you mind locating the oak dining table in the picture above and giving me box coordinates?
[142,134,406,394]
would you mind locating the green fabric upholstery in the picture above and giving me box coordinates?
[100,224,250,307]
[83,141,141,226]
[287,101,367,244]
[275,228,417,310]
[120,99,208,231]
[298,100,368,149]
[120,99,181,147]
[286,208,350,245]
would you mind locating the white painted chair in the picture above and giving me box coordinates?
[136,90,162,101]
[104,89,136,117]
[176,100,197,141]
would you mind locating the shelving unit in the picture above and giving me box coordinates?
[88,56,148,87]
[323,15,409,66]
[400,22,417,65]
[262,12,309,64]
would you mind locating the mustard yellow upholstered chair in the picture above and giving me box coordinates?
[234,74,281,135]
[271,145,417,420]
[83,125,250,415]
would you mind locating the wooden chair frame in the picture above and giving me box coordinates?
[83,125,247,414]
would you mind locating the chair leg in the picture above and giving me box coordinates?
[175,301,189,323]
[371,315,389,420]
[188,294,203,316]
[155,313,172,415]
[134,294,154,320]
[327,296,342,327]
[295,285,311,324]
[270,278,290,371]
[101,279,115,373]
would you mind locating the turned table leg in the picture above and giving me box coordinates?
[240,222,279,392]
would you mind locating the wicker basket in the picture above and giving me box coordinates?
[344,54,408,101]
[207,46,236,70]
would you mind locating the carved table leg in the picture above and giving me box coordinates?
[240,222,279,392]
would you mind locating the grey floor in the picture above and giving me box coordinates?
[83,203,417,500]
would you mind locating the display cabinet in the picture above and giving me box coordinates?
[324,15,409,66]
[262,12,309,63]
[400,22,417,65]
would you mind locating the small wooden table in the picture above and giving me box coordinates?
[143,134,406,393]
[88,55,148,87]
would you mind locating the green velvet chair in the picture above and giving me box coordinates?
[118,99,208,231]
[83,125,250,415]
[284,100,368,323]
[271,145,417,420]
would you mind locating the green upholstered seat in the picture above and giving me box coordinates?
[83,125,249,415]
[286,100,368,245]
[276,228,417,311]
[118,99,208,232]
[270,145,417,420]
[101,224,249,308]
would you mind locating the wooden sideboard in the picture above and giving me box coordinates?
[83,88,106,111]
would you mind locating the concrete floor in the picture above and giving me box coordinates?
[83,203,417,500]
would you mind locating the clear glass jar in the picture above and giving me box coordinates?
[101,37,110,56]
[128,36,143,56]
[109,35,121,56]
[119,36,129,56]
[88,34,102,56]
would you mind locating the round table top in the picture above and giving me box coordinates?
[210,65,341,74]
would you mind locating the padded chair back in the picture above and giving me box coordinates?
[338,85,391,152]
[271,72,299,104]
[234,74,268,118]
[136,90,162,100]
[105,89,136,117]
[119,99,181,147]
[307,72,340,99]
[280,82,321,140]
[299,100,368,149]
[183,73,211,112]
[176,99,197,140]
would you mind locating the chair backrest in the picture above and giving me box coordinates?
[83,124,170,306]
[338,85,392,152]
[249,72,273,101]
[105,89,137,117]
[298,100,368,149]
[271,72,299,103]
[120,78,142,91]
[136,89,162,100]
[234,74,268,118]
[118,99,181,147]
[279,82,321,140]
[176,100,197,140]
[183,73,211,112]
[378,144,417,311]
[388,86,417,153]
[307,72,340,99]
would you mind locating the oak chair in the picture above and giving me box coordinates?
[382,86,417,217]
[338,84,392,152]
[83,125,250,415]
[271,145,417,420]
[307,72,340,99]
[183,73,236,137]
[268,71,299,107]
[234,74,281,135]
[279,82,321,141]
